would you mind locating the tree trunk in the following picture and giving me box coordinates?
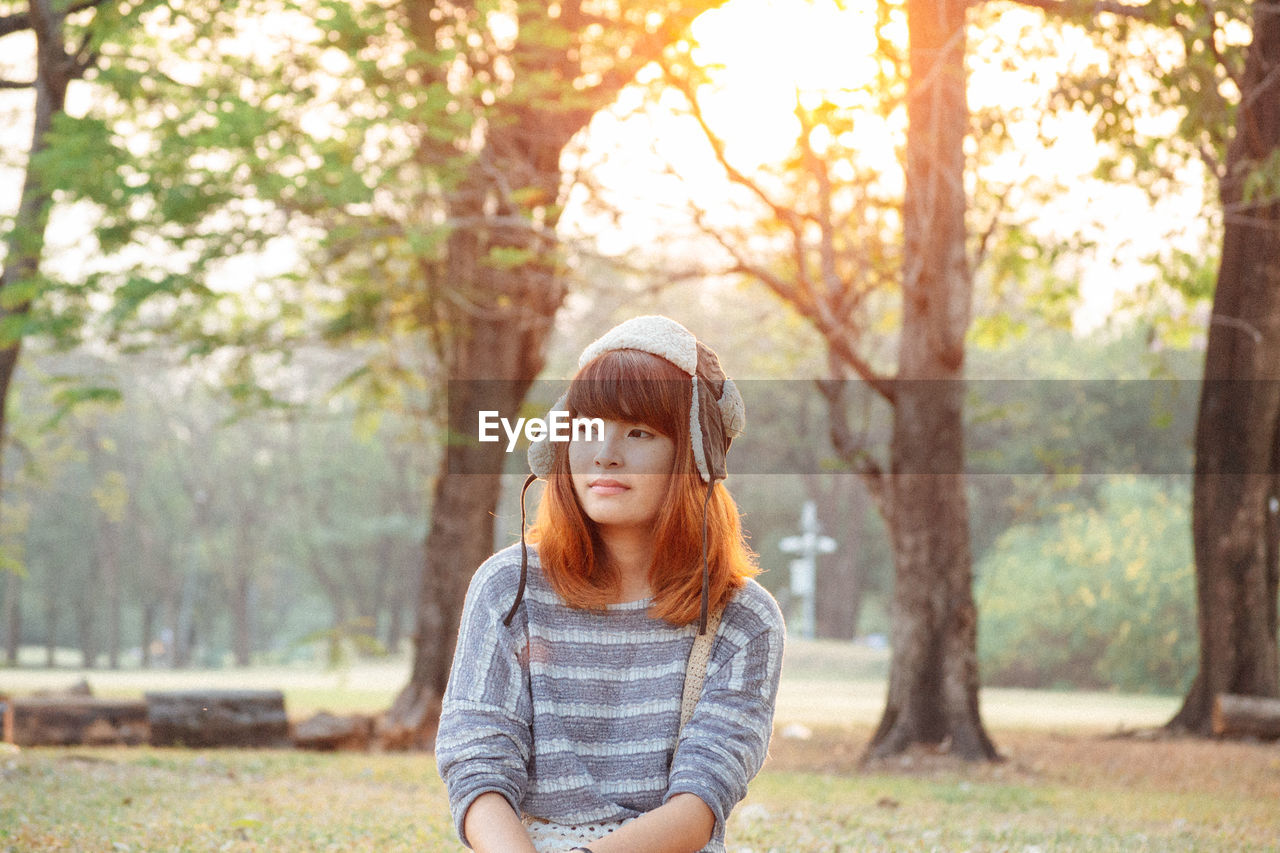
[138,519,160,668]
[141,601,156,669]
[381,295,558,748]
[845,476,870,638]
[3,570,18,665]
[172,567,196,669]
[0,4,80,660]
[381,115,569,746]
[102,529,121,669]
[1168,2,1280,735]
[98,497,122,670]
[231,504,256,667]
[386,593,407,655]
[814,476,863,641]
[231,571,252,667]
[43,585,56,667]
[866,0,997,762]
[75,602,96,669]
[83,426,123,669]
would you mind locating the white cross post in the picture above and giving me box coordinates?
[779,500,837,640]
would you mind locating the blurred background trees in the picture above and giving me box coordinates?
[0,346,430,669]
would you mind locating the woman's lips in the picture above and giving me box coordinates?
[588,478,629,496]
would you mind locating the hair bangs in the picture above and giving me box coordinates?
[566,349,689,440]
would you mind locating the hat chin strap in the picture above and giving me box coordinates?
[698,477,715,635]
[503,472,539,627]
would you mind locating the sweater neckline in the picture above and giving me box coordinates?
[605,596,653,611]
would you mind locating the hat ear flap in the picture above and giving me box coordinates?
[694,341,738,482]
[718,377,745,442]
[696,375,728,482]
[527,393,568,478]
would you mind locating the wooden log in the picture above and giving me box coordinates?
[292,711,374,751]
[146,689,289,748]
[10,697,149,746]
[1211,694,1280,740]
[1,695,12,744]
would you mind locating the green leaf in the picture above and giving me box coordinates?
[484,246,535,271]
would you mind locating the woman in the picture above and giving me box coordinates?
[436,316,785,853]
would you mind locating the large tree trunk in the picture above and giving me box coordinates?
[866,0,997,761]
[379,42,573,745]
[1168,2,1280,735]
[380,162,563,747]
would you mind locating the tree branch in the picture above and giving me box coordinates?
[1198,0,1244,94]
[662,63,811,241]
[0,0,105,38]
[0,78,34,88]
[0,11,31,38]
[660,55,898,403]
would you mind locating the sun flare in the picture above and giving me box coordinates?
[687,0,887,169]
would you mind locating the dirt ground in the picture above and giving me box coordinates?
[765,724,1280,801]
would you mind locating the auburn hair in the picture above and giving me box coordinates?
[527,348,758,625]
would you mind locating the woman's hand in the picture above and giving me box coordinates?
[585,793,715,853]
[462,792,538,853]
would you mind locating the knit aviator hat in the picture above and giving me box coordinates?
[503,316,746,634]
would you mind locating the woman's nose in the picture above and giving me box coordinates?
[593,431,622,467]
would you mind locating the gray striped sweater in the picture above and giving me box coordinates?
[435,543,785,852]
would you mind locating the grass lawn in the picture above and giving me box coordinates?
[2,641,1278,851]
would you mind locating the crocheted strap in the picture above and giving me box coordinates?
[679,607,724,734]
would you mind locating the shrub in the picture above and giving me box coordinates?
[976,476,1197,693]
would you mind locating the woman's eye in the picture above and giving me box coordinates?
[628,427,653,439]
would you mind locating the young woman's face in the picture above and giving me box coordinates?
[569,419,676,534]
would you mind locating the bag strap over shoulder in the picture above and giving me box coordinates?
[678,607,724,734]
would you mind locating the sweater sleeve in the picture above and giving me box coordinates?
[434,554,534,847]
[664,582,785,837]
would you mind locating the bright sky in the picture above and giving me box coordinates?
[688,0,885,168]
